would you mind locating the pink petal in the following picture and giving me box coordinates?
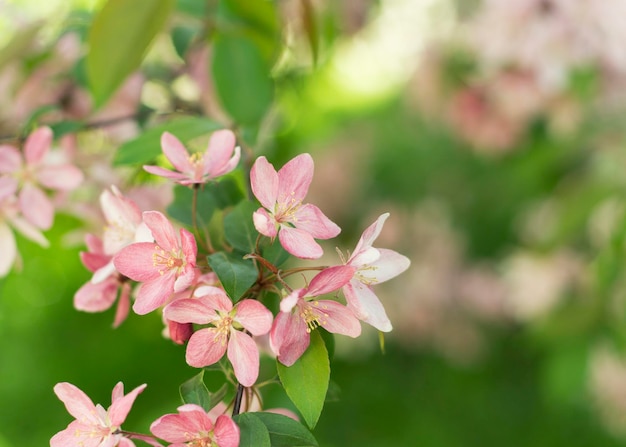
[143,165,189,182]
[53,382,100,425]
[280,290,302,313]
[204,129,236,175]
[250,156,279,210]
[234,300,273,335]
[37,164,83,190]
[186,328,228,368]
[24,126,52,165]
[108,383,147,427]
[92,260,117,283]
[19,184,53,229]
[0,175,17,199]
[113,242,162,282]
[111,382,124,403]
[113,282,131,328]
[343,280,392,332]
[211,145,241,178]
[196,289,232,313]
[277,153,313,205]
[307,265,356,297]
[74,278,118,312]
[151,407,212,443]
[161,132,192,172]
[143,211,178,251]
[253,208,277,238]
[351,213,389,257]
[269,311,309,367]
[180,228,198,264]
[349,247,380,267]
[177,403,215,432]
[9,215,49,247]
[278,226,323,259]
[164,298,216,325]
[80,251,110,272]
[100,187,142,230]
[0,145,22,173]
[227,330,259,386]
[173,264,197,292]
[51,421,101,447]
[359,248,411,284]
[315,300,361,337]
[291,204,340,239]
[213,415,240,447]
[132,272,176,314]
[0,222,16,276]
[84,233,104,254]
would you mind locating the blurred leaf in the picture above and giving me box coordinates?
[167,185,218,227]
[0,21,42,69]
[207,252,257,302]
[253,412,319,447]
[301,0,318,65]
[87,0,175,107]
[212,33,274,125]
[208,173,246,209]
[50,120,85,138]
[171,25,200,59]
[234,413,271,447]
[114,116,222,165]
[277,330,329,429]
[224,200,258,253]
[176,0,210,17]
[179,370,211,411]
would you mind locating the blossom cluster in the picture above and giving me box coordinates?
[51,129,410,446]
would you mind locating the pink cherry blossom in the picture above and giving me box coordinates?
[50,381,146,447]
[0,126,83,230]
[164,287,273,387]
[270,265,361,366]
[74,234,131,328]
[0,175,48,276]
[113,211,198,315]
[150,404,239,447]
[143,130,240,185]
[342,213,411,332]
[250,153,340,259]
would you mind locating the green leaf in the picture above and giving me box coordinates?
[212,33,274,125]
[260,238,290,268]
[87,0,174,107]
[207,252,258,302]
[253,412,319,447]
[277,330,330,429]
[49,121,85,138]
[0,21,42,70]
[167,184,218,228]
[179,371,211,411]
[234,413,271,447]
[209,173,246,209]
[224,200,259,253]
[113,116,222,165]
[171,25,200,59]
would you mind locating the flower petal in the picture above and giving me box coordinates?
[113,242,162,282]
[186,328,228,368]
[24,126,52,165]
[253,208,277,238]
[307,265,356,297]
[211,145,241,178]
[343,280,392,332]
[19,184,53,229]
[53,382,100,425]
[0,145,22,173]
[292,204,340,239]
[74,278,118,312]
[37,164,83,190]
[132,272,176,314]
[0,222,16,277]
[164,298,216,325]
[235,299,273,335]
[204,129,236,175]
[213,415,240,447]
[358,248,411,284]
[277,153,313,204]
[0,176,17,198]
[161,132,192,172]
[113,282,131,328]
[278,226,323,259]
[250,156,278,210]
[143,211,178,252]
[108,383,147,427]
[143,165,189,182]
[351,213,389,257]
[315,300,361,337]
[269,311,310,367]
[227,330,259,387]
[151,406,213,443]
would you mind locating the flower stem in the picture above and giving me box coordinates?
[232,383,245,416]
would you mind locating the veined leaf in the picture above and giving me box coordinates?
[224,200,259,253]
[234,413,271,447]
[253,412,319,446]
[207,252,258,302]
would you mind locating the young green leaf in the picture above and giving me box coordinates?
[224,200,259,253]
[167,184,218,228]
[234,413,271,447]
[253,412,319,447]
[179,371,211,411]
[277,330,330,429]
[87,0,175,107]
[207,252,258,302]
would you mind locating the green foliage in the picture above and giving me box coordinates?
[179,370,211,411]
[206,252,258,302]
[87,0,175,107]
[114,116,223,166]
[252,412,319,447]
[224,200,259,253]
[277,331,330,429]
[235,413,272,447]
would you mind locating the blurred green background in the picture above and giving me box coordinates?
[3,0,626,446]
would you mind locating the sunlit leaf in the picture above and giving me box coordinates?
[87,0,174,107]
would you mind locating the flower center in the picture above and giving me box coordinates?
[300,301,328,333]
[152,245,185,275]
[212,314,233,345]
[274,192,302,224]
